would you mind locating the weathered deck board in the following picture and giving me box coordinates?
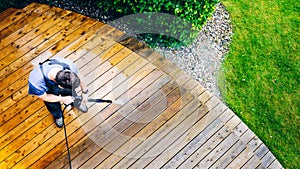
[0,3,38,32]
[0,3,283,169]
[0,5,51,45]
[0,8,18,23]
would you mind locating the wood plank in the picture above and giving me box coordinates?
[85,53,146,94]
[106,66,157,100]
[160,109,234,169]
[248,136,263,153]
[130,97,221,168]
[111,96,199,168]
[190,80,206,96]
[0,74,29,102]
[0,8,19,23]
[0,14,116,169]
[81,76,182,168]
[0,11,83,81]
[255,144,270,159]
[187,97,224,133]
[32,44,141,169]
[241,152,262,169]
[0,5,62,60]
[105,29,126,42]
[258,151,276,168]
[112,92,208,168]
[0,13,91,85]
[82,49,150,103]
[229,136,262,169]
[43,53,157,168]
[44,63,157,169]
[81,51,141,97]
[0,108,58,164]
[193,129,244,168]
[0,106,50,168]
[226,130,256,168]
[143,52,183,79]
[0,106,51,163]
[73,40,119,71]
[1,9,68,57]
[0,26,117,127]
[54,24,115,66]
[26,15,96,62]
[145,102,228,169]
[80,76,178,168]
[0,3,39,31]
[0,4,51,44]
[3,90,81,167]
[1,103,76,162]
[0,21,107,103]
[0,98,42,138]
[146,52,163,64]
[27,44,135,168]
[118,37,154,58]
[198,90,213,104]
[80,47,132,77]
[54,65,162,169]
[177,115,241,169]
[228,147,256,168]
[0,17,97,78]
[209,128,253,168]
[66,69,164,168]
[0,15,96,113]
[148,54,181,76]
[0,84,31,114]
[95,87,192,168]
[0,95,37,126]
[268,159,283,169]
[73,39,124,71]
[6,109,78,168]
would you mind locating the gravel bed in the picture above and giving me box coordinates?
[6,1,232,98]
[154,3,232,98]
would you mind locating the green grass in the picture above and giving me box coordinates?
[219,0,299,168]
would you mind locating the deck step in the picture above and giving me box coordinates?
[0,8,19,22]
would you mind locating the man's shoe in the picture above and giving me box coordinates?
[76,101,88,113]
[55,117,64,128]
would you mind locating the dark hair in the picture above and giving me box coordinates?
[55,70,80,89]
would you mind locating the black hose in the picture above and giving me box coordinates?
[61,98,112,169]
[62,104,72,169]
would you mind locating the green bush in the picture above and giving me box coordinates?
[98,0,219,48]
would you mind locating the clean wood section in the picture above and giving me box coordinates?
[0,3,283,169]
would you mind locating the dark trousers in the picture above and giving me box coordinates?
[44,86,74,119]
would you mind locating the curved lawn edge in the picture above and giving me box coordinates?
[219,0,299,168]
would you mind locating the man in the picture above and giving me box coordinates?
[28,57,88,128]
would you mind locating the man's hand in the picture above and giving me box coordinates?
[81,93,88,103]
[38,93,73,104]
[60,96,74,105]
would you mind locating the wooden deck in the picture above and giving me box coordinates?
[0,3,283,169]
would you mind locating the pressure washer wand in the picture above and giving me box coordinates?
[87,98,112,103]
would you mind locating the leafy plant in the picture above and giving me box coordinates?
[98,0,219,48]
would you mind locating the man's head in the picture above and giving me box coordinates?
[55,70,80,89]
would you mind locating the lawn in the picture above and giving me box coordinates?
[219,0,299,168]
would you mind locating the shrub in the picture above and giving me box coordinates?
[98,0,219,48]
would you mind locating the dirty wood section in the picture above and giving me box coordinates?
[0,3,283,169]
